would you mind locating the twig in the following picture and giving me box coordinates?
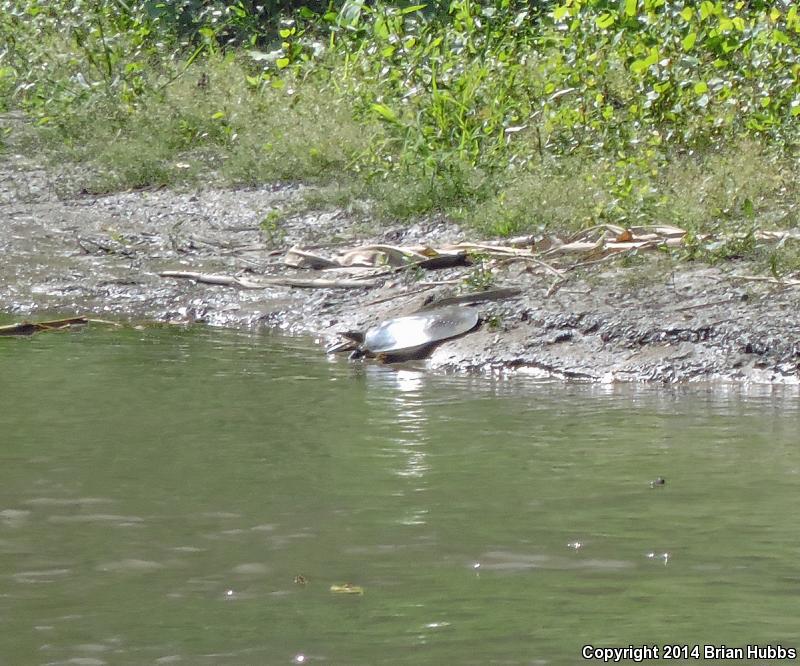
[670,297,741,313]
[418,287,523,310]
[494,255,564,277]
[546,278,567,298]
[566,250,631,271]
[730,274,800,287]
[364,286,436,307]
[159,270,380,289]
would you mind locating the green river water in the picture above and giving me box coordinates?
[1,325,799,665]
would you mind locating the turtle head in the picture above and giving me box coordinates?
[326,330,365,354]
[340,330,365,344]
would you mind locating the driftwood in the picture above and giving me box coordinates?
[279,226,690,278]
[285,244,470,272]
[159,270,381,289]
[0,317,118,337]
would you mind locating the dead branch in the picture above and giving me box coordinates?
[159,270,381,289]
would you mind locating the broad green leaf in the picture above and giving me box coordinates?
[699,1,715,20]
[371,102,399,123]
[211,111,225,120]
[682,32,697,50]
[338,0,364,27]
[772,30,789,45]
[401,4,427,14]
[694,81,708,94]
[680,7,693,21]
[276,58,290,69]
[373,16,389,40]
[553,5,569,21]
[245,75,261,87]
[596,13,615,29]
[625,0,637,17]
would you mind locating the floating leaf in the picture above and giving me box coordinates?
[330,583,364,595]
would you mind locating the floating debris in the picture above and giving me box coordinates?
[647,552,670,566]
[0,316,119,337]
[567,541,583,550]
[650,477,666,488]
[293,574,307,585]
[330,583,364,595]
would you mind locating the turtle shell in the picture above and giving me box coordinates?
[363,305,479,355]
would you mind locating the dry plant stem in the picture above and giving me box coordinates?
[566,250,635,271]
[364,285,437,307]
[494,255,565,277]
[730,274,800,287]
[159,271,380,289]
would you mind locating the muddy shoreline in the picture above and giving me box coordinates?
[2,146,799,385]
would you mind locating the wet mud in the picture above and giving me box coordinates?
[2,144,799,385]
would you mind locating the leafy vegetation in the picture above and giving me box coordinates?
[1,0,799,269]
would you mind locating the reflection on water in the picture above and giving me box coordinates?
[1,327,800,664]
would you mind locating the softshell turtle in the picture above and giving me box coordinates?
[332,305,480,362]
